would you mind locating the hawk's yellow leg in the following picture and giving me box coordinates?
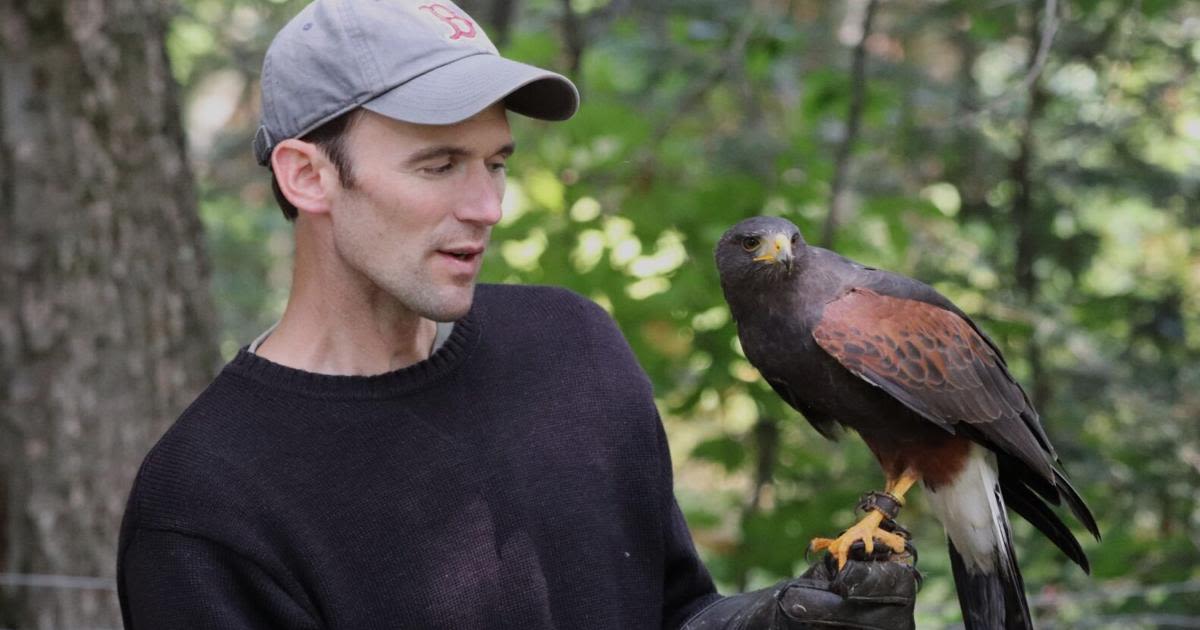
[809,470,920,569]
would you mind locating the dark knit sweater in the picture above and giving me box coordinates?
[117,284,719,629]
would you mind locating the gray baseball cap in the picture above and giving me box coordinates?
[253,0,579,166]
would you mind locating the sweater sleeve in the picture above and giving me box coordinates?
[119,527,321,630]
[655,415,722,628]
[557,287,720,627]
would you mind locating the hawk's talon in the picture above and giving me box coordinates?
[903,540,919,565]
[809,510,909,570]
[879,518,911,540]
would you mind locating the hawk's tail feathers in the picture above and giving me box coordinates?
[927,445,1034,629]
[1000,472,1090,573]
[948,500,1033,630]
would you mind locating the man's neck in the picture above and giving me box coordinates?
[255,300,439,376]
[255,310,438,376]
[255,257,439,376]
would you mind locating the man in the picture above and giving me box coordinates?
[117,1,917,628]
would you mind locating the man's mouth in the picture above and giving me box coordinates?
[437,245,485,262]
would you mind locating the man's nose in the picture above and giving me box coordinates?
[455,164,503,226]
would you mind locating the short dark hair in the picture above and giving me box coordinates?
[270,109,363,221]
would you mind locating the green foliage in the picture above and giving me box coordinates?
[177,0,1200,625]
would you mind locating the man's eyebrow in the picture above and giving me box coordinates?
[405,142,516,166]
[405,145,470,166]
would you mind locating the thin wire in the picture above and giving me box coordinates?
[0,627,119,630]
[0,572,116,591]
[1040,614,1200,629]
[925,578,1200,623]
[1030,579,1200,606]
[3,571,1198,624]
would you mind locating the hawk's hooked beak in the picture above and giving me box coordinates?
[753,233,794,272]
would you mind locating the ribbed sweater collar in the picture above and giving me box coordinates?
[223,308,481,400]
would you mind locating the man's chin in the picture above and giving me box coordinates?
[422,284,477,323]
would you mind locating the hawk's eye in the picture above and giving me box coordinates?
[742,237,760,251]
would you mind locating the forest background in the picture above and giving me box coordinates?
[1,0,1199,627]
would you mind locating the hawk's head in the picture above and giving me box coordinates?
[714,216,807,288]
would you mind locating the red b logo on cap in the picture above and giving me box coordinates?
[419,4,477,40]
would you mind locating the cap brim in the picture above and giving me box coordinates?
[362,53,578,125]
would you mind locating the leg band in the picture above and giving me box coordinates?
[857,491,903,520]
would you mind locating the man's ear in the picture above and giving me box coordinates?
[271,139,335,215]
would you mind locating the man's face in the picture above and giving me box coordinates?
[328,105,512,322]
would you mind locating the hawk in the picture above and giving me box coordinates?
[714,216,1099,629]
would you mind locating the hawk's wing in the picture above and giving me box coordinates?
[765,376,842,440]
[812,287,1098,542]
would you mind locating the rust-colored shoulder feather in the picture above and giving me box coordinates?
[813,287,1050,480]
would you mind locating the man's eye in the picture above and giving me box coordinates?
[424,162,454,174]
[488,161,507,173]
[742,237,760,251]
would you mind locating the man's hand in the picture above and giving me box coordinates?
[681,551,918,630]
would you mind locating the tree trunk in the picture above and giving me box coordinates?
[0,0,220,626]
[1010,3,1052,406]
[821,0,879,250]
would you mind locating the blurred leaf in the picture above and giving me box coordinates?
[691,435,746,472]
